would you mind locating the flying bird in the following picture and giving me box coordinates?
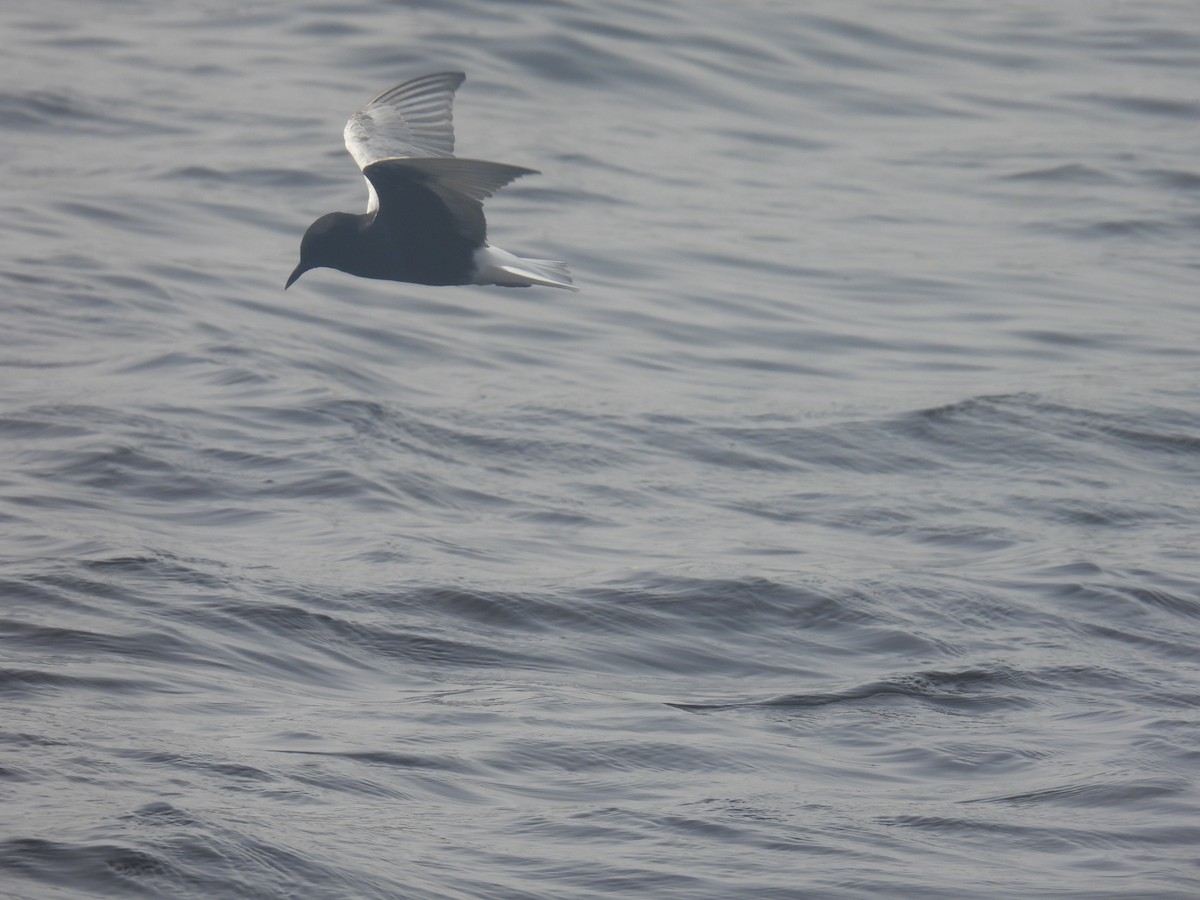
[286,72,575,291]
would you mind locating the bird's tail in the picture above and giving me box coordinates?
[508,256,577,291]
[473,246,578,291]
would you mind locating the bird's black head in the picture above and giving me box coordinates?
[285,212,364,289]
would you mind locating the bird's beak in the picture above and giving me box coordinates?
[284,263,308,290]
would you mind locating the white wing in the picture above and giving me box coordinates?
[343,72,464,170]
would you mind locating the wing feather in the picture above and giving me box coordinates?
[343,72,465,171]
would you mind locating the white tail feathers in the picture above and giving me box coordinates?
[472,245,578,291]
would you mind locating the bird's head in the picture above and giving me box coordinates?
[285,212,362,289]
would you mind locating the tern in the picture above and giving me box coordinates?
[286,72,575,291]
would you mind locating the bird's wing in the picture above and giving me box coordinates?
[344,72,465,170]
[363,158,537,245]
[400,157,538,202]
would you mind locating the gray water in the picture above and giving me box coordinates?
[3,1,1200,897]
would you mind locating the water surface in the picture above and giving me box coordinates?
[2,1,1199,897]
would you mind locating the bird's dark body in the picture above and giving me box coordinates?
[368,162,479,284]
